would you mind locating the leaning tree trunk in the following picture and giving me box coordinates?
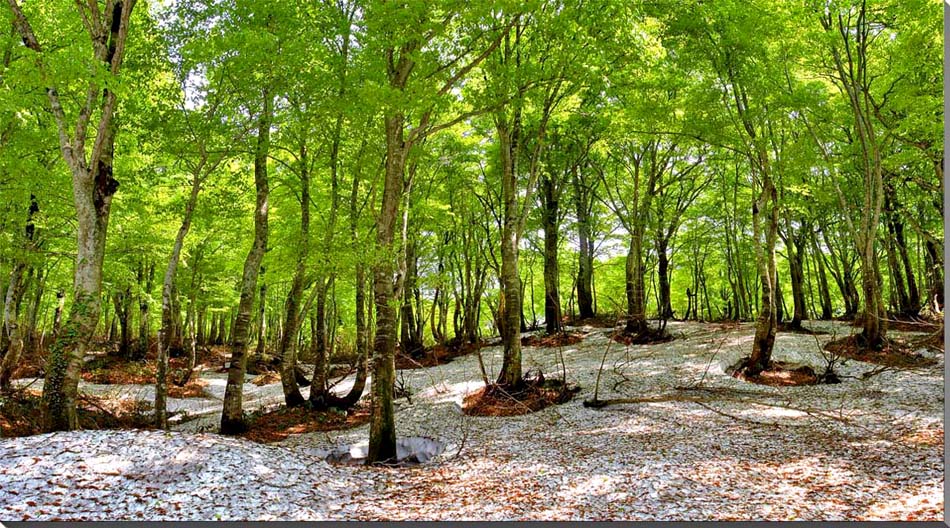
[221,91,272,435]
[278,142,310,408]
[10,0,134,432]
[155,167,202,429]
[254,272,267,359]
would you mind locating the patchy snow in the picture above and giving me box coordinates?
[1,321,943,520]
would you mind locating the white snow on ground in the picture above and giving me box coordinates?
[0,320,943,520]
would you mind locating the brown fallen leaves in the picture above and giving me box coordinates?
[239,402,372,444]
[463,379,580,417]
[824,335,937,368]
[395,341,484,370]
[80,355,211,398]
[0,390,156,437]
[522,331,585,348]
[734,361,819,387]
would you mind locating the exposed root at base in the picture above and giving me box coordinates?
[463,375,580,417]
[824,335,937,368]
[611,327,675,346]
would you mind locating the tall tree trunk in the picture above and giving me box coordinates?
[255,271,267,359]
[136,260,153,359]
[540,174,562,334]
[573,167,595,320]
[783,216,807,329]
[367,111,408,463]
[155,166,202,429]
[221,91,272,435]
[656,237,673,320]
[278,142,309,408]
[400,238,424,355]
[0,195,39,391]
[746,172,779,375]
[309,279,332,404]
[497,122,524,388]
[810,230,834,319]
[9,0,134,431]
[624,232,648,334]
[924,240,943,312]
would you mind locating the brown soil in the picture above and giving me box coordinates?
[733,361,819,387]
[900,426,944,448]
[912,328,945,353]
[239,402,371,444]
[80,356,211,398]
[9,342,46,379]
[776,323,829,335]
[521,331,585,348]
[848,315,942,334]
[824,335,937,368]
[564,314,620,328]
[0,389,156,438]
[395,340,484,370]
[250,371,282,386]
[463,378,580,417]
[611,327,675,346]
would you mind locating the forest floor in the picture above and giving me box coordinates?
[0,320,943,521]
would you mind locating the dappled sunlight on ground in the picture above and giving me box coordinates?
[1,320,942,520]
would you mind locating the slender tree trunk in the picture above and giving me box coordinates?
[221,91,272,435]
[136,260,153,359]
[811,231,834,319]
[540,174,561,334]
[278,142,309,408]
[399,239,424,355]
[255,271,267,359]
[573,167,595,319]
[0,196,38,391]
[155,167,202,428]
[656,237,673,320]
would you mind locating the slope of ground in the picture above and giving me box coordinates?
[0,320,943,521]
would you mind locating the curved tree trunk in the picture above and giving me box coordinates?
[221,91,271,435]
[278,142,310,408]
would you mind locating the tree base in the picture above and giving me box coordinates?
[220,416,249,435]
[824,335,936,368]
[611,326,674,346]
[731,358,820,387]
[464,373,579,417]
